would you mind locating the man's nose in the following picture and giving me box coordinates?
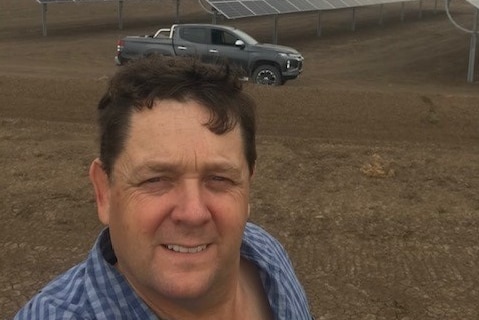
[171,180,211,225]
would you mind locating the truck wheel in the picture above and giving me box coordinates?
[252,65,282,86]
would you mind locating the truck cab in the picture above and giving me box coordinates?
[116,23,304,86]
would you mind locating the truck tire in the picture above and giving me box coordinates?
[252,65,282,86]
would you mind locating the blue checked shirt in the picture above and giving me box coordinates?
[15,222,313,319]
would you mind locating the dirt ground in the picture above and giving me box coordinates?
[1,0,479,319]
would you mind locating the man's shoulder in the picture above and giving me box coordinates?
[242,222,290,266]
[243,222,286,251]
[15,229,157,320]
[14,263,90,320]
[242,222,313,319]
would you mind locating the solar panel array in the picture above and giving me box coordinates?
[36,0,118,3]
[465,0,479,9]
[206,0,419,19]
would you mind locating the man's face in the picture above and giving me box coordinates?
[90,99,252,304]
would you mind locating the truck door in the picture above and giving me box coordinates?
[174,26,209,59]
[206,28,249,74]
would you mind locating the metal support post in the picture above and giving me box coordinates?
[317,11,322,37]
[118,0,124,30]
[42,3,47,36]
[175,0,180,23]
[467,9,478,82]
[351,7,356,32]
[273,15,278,44]
[212,7,218,24]
[379,4,384,25]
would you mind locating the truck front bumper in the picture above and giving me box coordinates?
[281,55,304,80]
[114,56,122,66]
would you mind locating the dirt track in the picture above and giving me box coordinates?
[1,0,479,319]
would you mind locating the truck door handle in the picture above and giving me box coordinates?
[209,49,218,53]
[177,46,187,50]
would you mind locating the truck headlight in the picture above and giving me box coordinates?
[278,53,302,69]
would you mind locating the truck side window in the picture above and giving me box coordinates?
[211,29,238,46]
[180,27,207,44]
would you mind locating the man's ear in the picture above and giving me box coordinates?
[250,163,256,179]
[89,158,111,226]
[247,164,256,220]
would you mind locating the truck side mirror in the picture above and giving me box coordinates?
[235,40,245,49]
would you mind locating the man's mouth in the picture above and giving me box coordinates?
[164,244,208,253]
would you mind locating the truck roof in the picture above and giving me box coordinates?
[171,23,238,31]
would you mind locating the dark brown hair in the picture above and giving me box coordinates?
[97,55,257,177]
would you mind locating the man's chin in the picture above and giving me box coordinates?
[148,270,218,300]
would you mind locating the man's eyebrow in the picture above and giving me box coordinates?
[203,163,243,177]
[131,161,178,175]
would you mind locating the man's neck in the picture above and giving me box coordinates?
[144,259,272,320]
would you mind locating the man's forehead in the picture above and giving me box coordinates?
[128,101,242,139]
[131,158,245,174]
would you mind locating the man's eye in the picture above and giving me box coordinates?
[207,176,236,188]
[211,176,228,182]
[143,176,171,185]
[145,177,162,183]
[211,175,236,183]
[139,176,173,195]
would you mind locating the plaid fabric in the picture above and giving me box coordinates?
[15,229,156,320]
[241,222,313,319]
[15,223,312,319]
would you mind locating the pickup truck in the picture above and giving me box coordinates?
[115,23,304,86]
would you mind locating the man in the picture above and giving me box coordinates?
[15,56,312,319]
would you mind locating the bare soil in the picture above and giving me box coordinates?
[1,1,479,319]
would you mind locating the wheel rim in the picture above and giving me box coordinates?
[256,69,277,85]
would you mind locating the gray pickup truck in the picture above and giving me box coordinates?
[115,23,304,86]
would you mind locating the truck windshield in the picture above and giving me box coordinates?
[235,29,258,45]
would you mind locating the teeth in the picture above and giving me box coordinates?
[166,244,207,253]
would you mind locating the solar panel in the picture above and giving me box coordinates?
[342,0,362,6]
[264,0,298,13]
[309,0,335,10]
[285,0,318,11]
[205,0,419,18]
[465,0,479,9]
[36,0,118,3]
[242,1,279,15]
[36,0,71,2]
